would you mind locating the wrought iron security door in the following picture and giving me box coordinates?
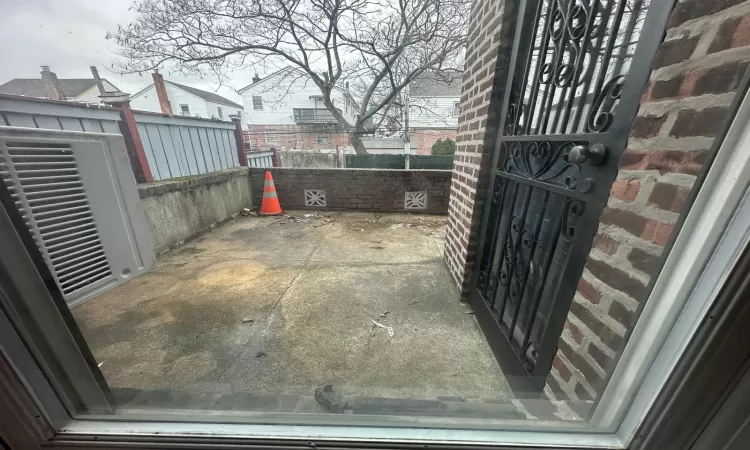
[469,0,671,393]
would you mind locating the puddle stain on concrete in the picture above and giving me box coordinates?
[74,258,298,389]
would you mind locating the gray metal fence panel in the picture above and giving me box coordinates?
[132,112,237,181]
[197,128,216,173]
[247,151,274,168]
[0,95,121,135]
[1,96,242,182]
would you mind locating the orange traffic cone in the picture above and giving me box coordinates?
[260,171,283,215]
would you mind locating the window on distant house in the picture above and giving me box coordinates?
[217,107,223,119]
[316,133,330,145]
[252,96,263,111]
[180,104,190,116]
[453,101,460,117]
[265,132,279,144]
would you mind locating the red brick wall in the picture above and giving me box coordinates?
[443,0,516,293]
[413,129,457,155]
[545,0,750,401]
[248,168,451,214]
[244,124,349,151]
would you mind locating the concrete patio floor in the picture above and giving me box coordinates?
[73,211,511,401]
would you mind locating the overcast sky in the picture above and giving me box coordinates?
[0,0,249,103]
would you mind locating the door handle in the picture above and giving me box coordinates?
[568,143,607,165]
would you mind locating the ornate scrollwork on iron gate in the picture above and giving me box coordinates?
[499,140,585,190]
[502,0,647,137]
[474,0,657,380]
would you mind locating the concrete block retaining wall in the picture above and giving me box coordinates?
[249,168,451,215]
[137,168,253,253]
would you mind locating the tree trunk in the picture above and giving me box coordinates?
[349,128,368,155]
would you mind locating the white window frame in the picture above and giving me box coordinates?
[179,104,190,116]
[265,131,279,145]
[3,90,750,449]
[217,107,223,120]
[453,101,461,117]
[252,96,263,111]
[316,133,330,145]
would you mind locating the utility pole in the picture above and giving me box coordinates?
[403,88,410,169]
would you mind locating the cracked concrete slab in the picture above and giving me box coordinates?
[73,211,510,401]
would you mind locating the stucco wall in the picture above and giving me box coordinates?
[137,168,253,254]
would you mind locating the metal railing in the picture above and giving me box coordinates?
[293,108,339,124]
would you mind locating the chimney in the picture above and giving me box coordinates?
[152,71,173,115]
[252,73,261,84]
[40,66,66,100]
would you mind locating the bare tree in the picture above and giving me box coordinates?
[115,0,469,154]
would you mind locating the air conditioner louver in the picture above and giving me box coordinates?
[0,141,112,297]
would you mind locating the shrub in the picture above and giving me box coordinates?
[431,138,456,156]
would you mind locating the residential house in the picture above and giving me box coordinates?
[408,71,461,155]
[0,66,122,103]
[238,68,358,151]
[129,73,243,120]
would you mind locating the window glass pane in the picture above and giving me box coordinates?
[1,0,748,446]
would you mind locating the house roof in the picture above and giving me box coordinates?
[409,71,462,97]
[166,81,243,109]
[0,78,119,98]
[237,67,295,93]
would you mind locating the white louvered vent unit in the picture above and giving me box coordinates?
[0,142,113,296]
[0,128,154,307]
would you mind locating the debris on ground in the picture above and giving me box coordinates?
[389,224,404,229]
[240,208,252,216]
[465,311,475,315]
[98,362,104,368]
[255,351,266,358]
[304,213,313,218]
[387,269,394,276]
[370,319,395,337]
[408,299,418,305]
[379,310,390,319]
[314,385,346,413]
[242,317,254,323]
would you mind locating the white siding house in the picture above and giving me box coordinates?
[408,72,462,129]
[238,68,359,126]
[129,76,243,120]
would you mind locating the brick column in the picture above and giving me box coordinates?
[443,0,517,295]
[231,117,248,166]
[116,102,153,184]
[545,0,750,402]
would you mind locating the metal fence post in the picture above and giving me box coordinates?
[231,117,248,166]
[115,102,153,184]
